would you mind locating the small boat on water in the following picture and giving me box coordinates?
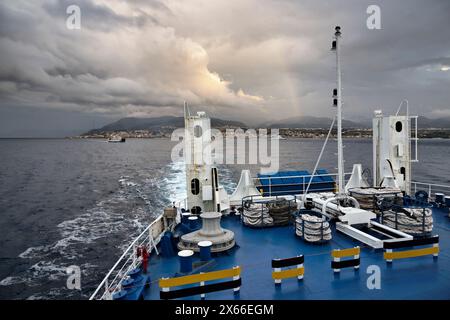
[108,135,126,143]
[271,133,286,140]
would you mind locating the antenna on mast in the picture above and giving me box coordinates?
[183,101,190,119]
[331,26,344,195]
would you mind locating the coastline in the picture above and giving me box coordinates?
[71,127,450,140]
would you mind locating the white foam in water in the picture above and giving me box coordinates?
[4,160,238,298]
[18,246,48,259]
[29,261,67,280]
[217,165,237,194]
[0,276,26,286]
[162,160,187,205]
[4,159,190,299]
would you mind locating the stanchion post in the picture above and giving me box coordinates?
[354,246,360,270]
[233,266,240,294]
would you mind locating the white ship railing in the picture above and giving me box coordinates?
[411,181,450,199]
[253,172,353,196]
[89,213,172,300]
[253,173,450,199]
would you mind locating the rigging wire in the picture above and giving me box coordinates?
[303,116,336,200]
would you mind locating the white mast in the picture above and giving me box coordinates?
[333,26,344,195]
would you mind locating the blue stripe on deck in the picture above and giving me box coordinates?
[136,207,450,300]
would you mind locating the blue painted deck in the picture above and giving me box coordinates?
[138,207,450,300]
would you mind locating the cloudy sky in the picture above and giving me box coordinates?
[0,0,449,137]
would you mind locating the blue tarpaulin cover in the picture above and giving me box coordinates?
[257,169,335,196]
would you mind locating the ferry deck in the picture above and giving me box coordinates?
[111,205,449,300]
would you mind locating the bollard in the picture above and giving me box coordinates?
[188,216,198,230]
[198,240,213,262]
[178,250,194,273]
[181,212,192,225]
[435,193,444,204]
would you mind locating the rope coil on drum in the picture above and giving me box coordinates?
[268,200,292,225]
[242,202,273,226]
[381,207,433,236]
[241,196,295,228]
[295,210,332,243]
[348,187,403,211]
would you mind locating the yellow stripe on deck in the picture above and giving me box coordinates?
[159,267,241,288]
[272,267,304,280]
[331,247,360,258]
[384,247,439,260]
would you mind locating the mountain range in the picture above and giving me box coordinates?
[85,116,247,135]
[84,115,450,135]
[259,116,364,128]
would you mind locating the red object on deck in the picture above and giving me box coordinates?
[136,246,142,258]
[141,247,149,274]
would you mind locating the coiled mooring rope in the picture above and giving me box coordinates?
[242,200,293,227]
[295,214,332,243]
[382,207,433,235]
[242,202,273,226]
[267,200,292,226]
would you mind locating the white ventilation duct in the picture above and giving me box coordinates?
[229,170,260,206]
[345,164,369,193]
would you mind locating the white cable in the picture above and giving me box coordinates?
[303,117,336,201]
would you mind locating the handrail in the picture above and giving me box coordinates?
[252,172,352,197]
[103,232,151,298]
[411,180,450,199]
[90,196,187,300]
[89,215,164,300]
[254,172,352,181]
[411,181,450,189]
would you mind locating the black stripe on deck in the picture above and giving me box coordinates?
[272,255,304,268]
[159,278,241,300]
[331,258,360,269]
[383,236,439,249]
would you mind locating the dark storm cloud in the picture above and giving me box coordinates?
[0,0,449,136]
[42,0,162,31]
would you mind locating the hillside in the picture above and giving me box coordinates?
[84,116,247,135]
[261,116,366,128]
[81,114,450,138]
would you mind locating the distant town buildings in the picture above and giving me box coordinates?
[76,127,450,139]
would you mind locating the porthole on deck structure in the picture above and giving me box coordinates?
[191,178,200,195]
